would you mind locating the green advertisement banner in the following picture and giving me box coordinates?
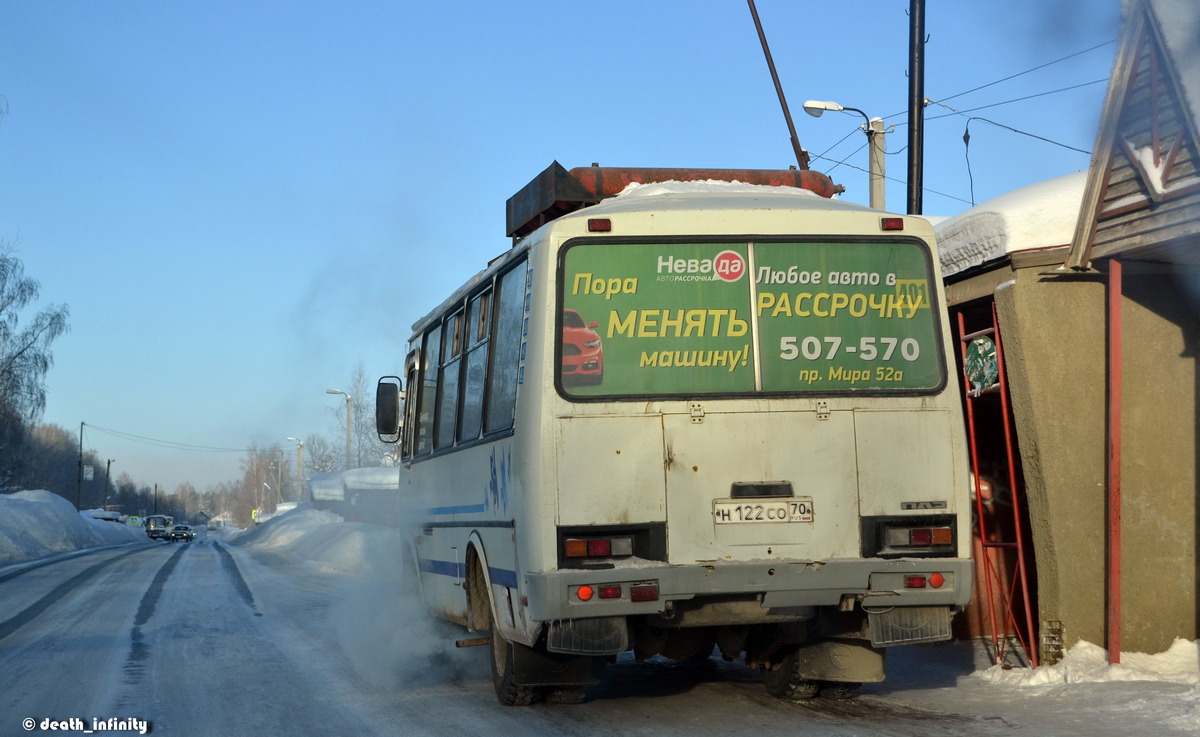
[559,240,943,398]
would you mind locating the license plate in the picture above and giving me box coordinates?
[712,498,813,524]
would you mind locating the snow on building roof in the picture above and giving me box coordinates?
[934,171,1088,278]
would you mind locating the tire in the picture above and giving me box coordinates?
[760,647,820,700]
[489,604,540,706]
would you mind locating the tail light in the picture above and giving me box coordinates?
[563,535,633,560]
[885,525,953,549]
[570,580,659,603]
[861,515,958,558]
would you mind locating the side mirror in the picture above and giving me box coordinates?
[376,376,404,442]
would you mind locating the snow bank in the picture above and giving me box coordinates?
[982,638,1200,688]
[227,504,476,688]
[227,505,400,575]
[970,638,1200,733]
[0,490,147,565]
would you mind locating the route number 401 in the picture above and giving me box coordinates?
[779,336,920,362]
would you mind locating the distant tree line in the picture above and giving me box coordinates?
[1,244,398,527]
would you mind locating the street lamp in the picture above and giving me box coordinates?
[286,436,305,503]
[326,388,353,470]
[803,100,887,210]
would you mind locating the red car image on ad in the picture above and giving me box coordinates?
[561,309,603,385]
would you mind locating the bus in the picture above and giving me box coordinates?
[376,163,973,705]
[143,514,174,540]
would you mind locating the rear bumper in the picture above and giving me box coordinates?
[523,557,973,622]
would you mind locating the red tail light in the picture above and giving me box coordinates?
[563,536,633,559]
[630,583,659,602]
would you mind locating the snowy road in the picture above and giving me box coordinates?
[1,532,1195,737]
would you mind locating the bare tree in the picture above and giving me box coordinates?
[0,246,69,487]
[0,245,70,422]
[328,362,397,468]
[303,433,339,476]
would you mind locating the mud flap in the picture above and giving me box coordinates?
[868,605,953,647]
[791,639,886,683]
[546,616,628,656]
[511,641,604,688]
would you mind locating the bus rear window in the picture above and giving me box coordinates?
[558,239,945,398]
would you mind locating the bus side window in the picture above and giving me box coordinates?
[401,357,420,460]
[485,260,526,434]
[458,289,491,442]
[415,326,441,456]
[435,309,464,450]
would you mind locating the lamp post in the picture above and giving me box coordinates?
[286,437,305,503]
[326,388,353,470]
[803,100,887,210]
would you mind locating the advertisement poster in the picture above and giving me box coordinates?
[559,240,943,398]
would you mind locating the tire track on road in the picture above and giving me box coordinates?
[0,546,155,642]
[122,544,188,686]
[0,543,147,585]
[213,541,260,614]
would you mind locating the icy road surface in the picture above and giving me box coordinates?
[1,531,1195,737]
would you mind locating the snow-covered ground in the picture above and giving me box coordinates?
[0,490,147,563]
[2,490,1197,734]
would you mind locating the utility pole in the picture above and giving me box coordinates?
[102,459,113,510]
[906,0,926,214]
[867,117,887,211]
[287,437,305,503]
[75,422,83,509]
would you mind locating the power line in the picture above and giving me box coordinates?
[935,39,1115,106]
[808,147,975,207]
[882,39,1116,121]
[85,423,249,453]
[925,79,1109,121]
[808,39,1113,208]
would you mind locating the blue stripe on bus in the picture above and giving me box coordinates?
[423,503,488,515]
[489,566,518,589]
[419,558,518,590]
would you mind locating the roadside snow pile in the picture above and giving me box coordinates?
[228,504,400,575]
[0,490,147,565]
[968,638,1200,733]
[982,638,1200,688]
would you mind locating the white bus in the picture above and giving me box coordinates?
[376,163,973,705]
[143,514,174,540]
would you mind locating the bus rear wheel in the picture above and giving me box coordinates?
[760,647,820,700]
[489,606,540,706]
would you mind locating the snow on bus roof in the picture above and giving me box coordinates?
[612,179,826,198]
[934,171,1087,278]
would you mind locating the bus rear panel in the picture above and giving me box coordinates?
[381,167,972,704]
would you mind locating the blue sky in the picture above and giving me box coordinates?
[1,1,1121,493]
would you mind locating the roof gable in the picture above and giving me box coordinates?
[1060,0,1200,269]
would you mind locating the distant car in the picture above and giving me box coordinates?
[169,524,194,542]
